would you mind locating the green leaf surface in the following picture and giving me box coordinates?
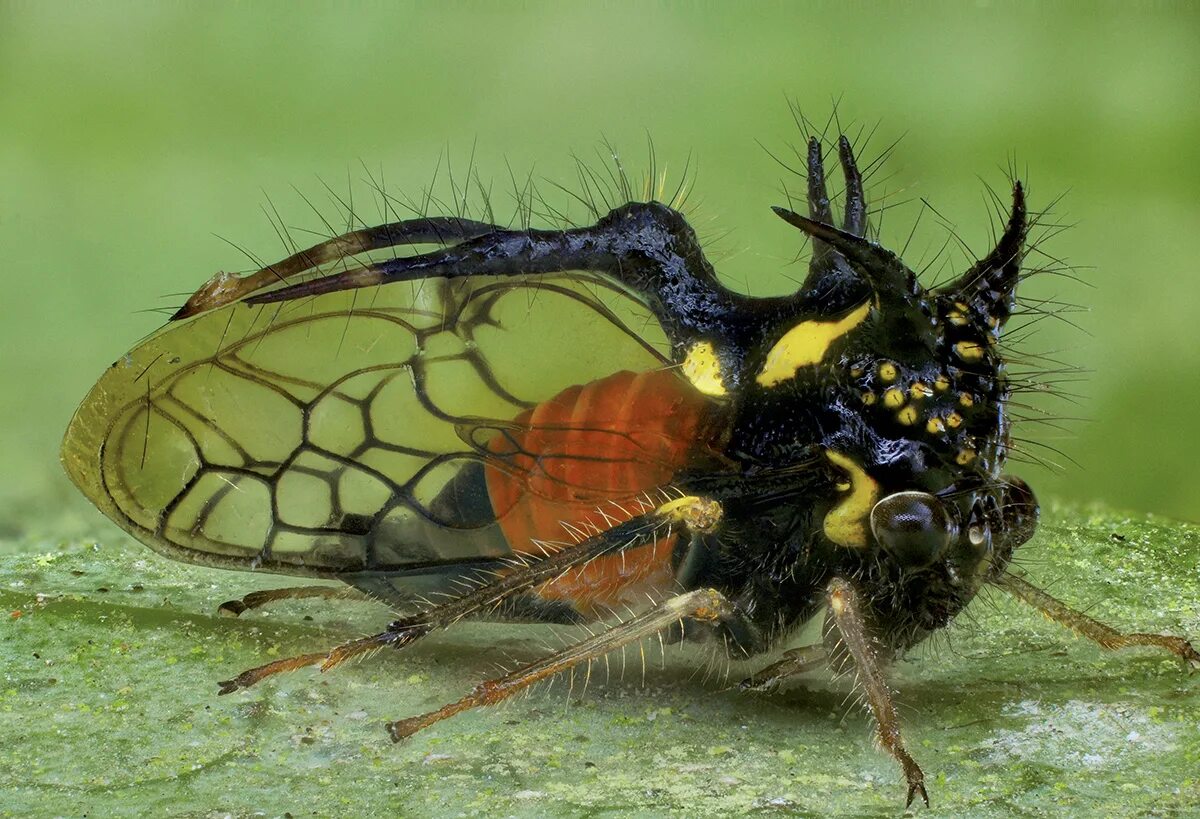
[2,500,1197,817]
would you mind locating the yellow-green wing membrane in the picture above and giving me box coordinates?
[62,267,670,582]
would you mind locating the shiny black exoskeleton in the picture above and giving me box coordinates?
[241,134,1040,662]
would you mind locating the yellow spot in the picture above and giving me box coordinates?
[830,594,846,615]
[945,412,963,428]
[954,340,985,362]
[757,301,872,387]
[956,448,977,465]
[878,362,898,383]
[959,393,975,408]
[909,382,932,399]
[682,341,727,396]
[883,388,906,409]
[897,406,919,426]
[657,496,724,532]
[947,310,969,326]
[926,417,946,434]
[934,374,951,392]
[860,392,877,406]
[822,450,880,549]
[850,365,864,378]
[986,315,1000,329]
[954,301,969,312]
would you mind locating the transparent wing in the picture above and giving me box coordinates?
[62,270,676,579]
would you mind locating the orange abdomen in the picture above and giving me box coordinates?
[485,369,712,615]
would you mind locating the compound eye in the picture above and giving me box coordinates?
[999,475,1039,547]
[870,491,956,568]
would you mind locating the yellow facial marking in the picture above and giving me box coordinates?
[897,405,919,426]
[954,340,986,362]
[822,450,880,549]
[934,374,951,392]
[682,341,727,397]
[909,382,932,399]
[883,387,906,409]
[757,300,872,387]
[959,392,975,408]
[877,362,898,383]
[945,411,963,428]
[926,417,946,434]
[860,391,877,406]
[955,448,977,465]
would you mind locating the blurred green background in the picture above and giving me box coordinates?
[1,0,1198,530]
[2,5,1199,817]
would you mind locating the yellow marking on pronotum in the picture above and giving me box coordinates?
[883,387,906,409]
[756,300,872,387]
[681,341,727,397]
[657,495,723,533]
[897,406,919,426]
[823,450,880,549]
[954,340,985,362]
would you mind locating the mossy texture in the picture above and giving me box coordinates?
[1,500,1197,817]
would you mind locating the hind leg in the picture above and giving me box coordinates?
[737,644,828,692]
[217,584,362,617]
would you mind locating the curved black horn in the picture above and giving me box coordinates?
[782,135,922,302]
[775,205,922,299]
[937,182,1027,330]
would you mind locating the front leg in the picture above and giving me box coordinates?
[998,571,1200,668]
[827,577,929,808]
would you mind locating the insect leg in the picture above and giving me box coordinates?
[385,587,739,741]
[737,644,828,693]
[173,216,502,318]
[217,585,363,617]
[216,496,724,695]
[827,577,928,808]
[378,495,723,639]
[998,571,1200,669]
